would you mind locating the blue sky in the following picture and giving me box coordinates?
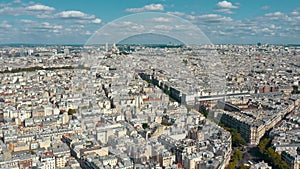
[0,0,299,44]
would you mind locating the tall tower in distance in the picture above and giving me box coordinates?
[105,43,108,52]
[64,48,69,55]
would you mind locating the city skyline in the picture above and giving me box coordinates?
[0,0,299,44]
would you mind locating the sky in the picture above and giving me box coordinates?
[0,0,299,44]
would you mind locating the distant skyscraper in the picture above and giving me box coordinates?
[28,49,33,56]
[64,48,69,55]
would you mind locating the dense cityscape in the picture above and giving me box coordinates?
[0,0,300,169]
[0,44,299,169]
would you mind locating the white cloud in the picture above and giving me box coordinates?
[0,7,24,16]
[131,24,144,31]
[85,31,92,35]
[19,19,34,23]
[152,17,172,22]
[26,4,55,11]
[144,4,164,11]
[53,25,63,29]
[291,9,300,16]
[215,1,238,14]
[0,21,12,28]
[262,27,271,33]
[269,24,281,30]
[265,11,284,17]
[37,22,63,30]
[295,16,300,21]
[56,10,95,19]
[261,11,292,22]
[214,8,234,14]
[1,1,299,44]
[110,21,134,27]
[261,6,270,10]
[167,11,185,16]
[126,4,164,12]
[291,11,299,16]
[218,31,229,35]
[51,29,59,33]
[154,25,172,30]
[197,14,233,22]
[217,1,238,9]
[42,22,50,26]
[0,3,55,17]
[92,18,101,24]
[174,24,189,30]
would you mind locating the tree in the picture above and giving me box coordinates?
[225,163,235,169]
[291,90,300,94]
[145,79,152,84]
[165,90,170,95]
[258,138,271,153]
[142,123,149,129]
[226,148,243,169]
[239,164,250,169]
[257,138,291,169]
[218,123,246,147]
[199,105,209,117]
[230,129,246,147]
[233,149,242,161]
[68,109,77,115]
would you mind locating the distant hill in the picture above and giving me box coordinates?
[118,33,184,46]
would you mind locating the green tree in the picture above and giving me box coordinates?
[199,105,209,117]
[226,148,243,169]
[218,123,246,147]
[257,139,291,169]
[165,90,170,95]
[230,129,246,147]
[68,109,77,115]
[233,149,243,161]
[239,164,250,169]
[258,138,271,153]
[225,163,235,169]
[142,123,149,129]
